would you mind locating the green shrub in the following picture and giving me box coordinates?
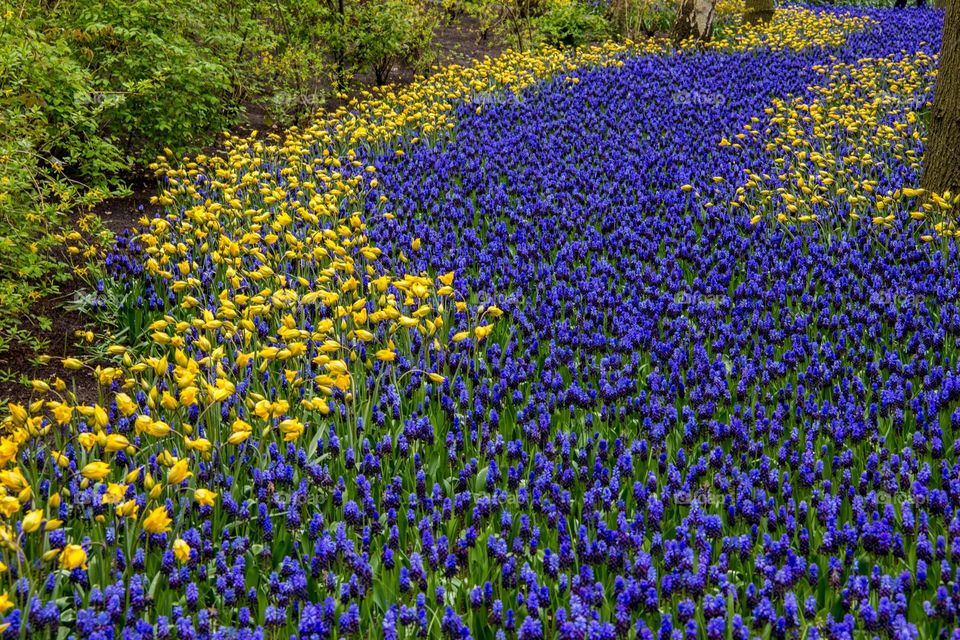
[0,5,119,356]
[350,0,438,84]
[53,0,244,159]
[452,0,551,51]
[451,0,606,52]
[607,0,675,38]
[0,0,260,358]
[315,0,437,88]
[240,0,336,124]
[535,1,609,48]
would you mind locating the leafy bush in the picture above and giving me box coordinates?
[455,0,609,51]
[605,0,743,39]
[317,0,437,87]
[0,5,118,356]
[607,0,675,37]
[535,1,609,48]
[347,0,438,84]
[53,0,238,159]
[454,0,553,51]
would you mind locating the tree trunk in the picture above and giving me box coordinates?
[674,0,717,42]
[922,0,960,195]
[335,0,347,91]
[744,0,774,26]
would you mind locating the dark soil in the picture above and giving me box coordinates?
[0,14,504,407]
[433,14,506,65]
[93,172,158,236]
[0,282,101,407]
[360,16,506,87]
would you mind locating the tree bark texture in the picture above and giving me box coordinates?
[922,0,960,195]
[674,0,717,42]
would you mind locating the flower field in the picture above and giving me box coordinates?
[2,5,958,638]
